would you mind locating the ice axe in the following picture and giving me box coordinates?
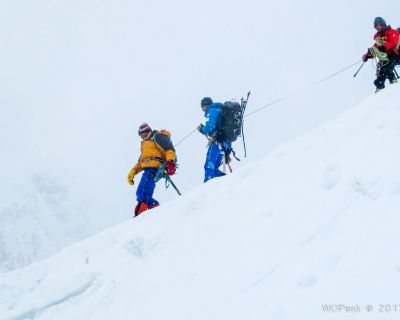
[155,162,182,196]
[353,61,366,78]
[241,91,251,157]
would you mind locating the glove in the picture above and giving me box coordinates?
[362,49,372,62]
[166,161,176,176]
[197,124,204,133]
[127,168,136,185]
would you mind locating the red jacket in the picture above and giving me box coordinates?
[374,26,400,56]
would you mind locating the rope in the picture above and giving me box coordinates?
[174,60,362,148]
[313,61,361,84]
[174,127,198,147]
[244,97,288,118]
[243,61,361,118]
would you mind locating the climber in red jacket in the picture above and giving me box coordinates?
[362,17,400,92]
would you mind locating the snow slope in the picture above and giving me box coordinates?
[1,86,400,320]
[0,173,100,272]
[2,0,400,272]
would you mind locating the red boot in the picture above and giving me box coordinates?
[134,202,149,217]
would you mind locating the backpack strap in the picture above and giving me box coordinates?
[231,149,241,161]
[151,130,176,163]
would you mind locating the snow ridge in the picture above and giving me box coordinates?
[1,86,400,319]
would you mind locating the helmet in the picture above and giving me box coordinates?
[201,97,213,107]
[138,123,152,137]
[374,17,387,28]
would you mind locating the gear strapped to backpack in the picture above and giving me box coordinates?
[218,101,244,142]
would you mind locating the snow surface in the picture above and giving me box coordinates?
[0,173,97,271]
[1,86,400,319]
[2,0,400,272]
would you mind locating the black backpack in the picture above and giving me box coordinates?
[218,101,243,142]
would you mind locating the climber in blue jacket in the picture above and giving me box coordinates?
[197,97,232,183]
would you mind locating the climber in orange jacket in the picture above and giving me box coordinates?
[127,123,177,217]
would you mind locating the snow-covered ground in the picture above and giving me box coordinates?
[2,0,400,273]
[1,86,399,320]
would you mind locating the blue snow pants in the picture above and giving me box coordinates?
[136,168,159,206]
[204,142,226,183]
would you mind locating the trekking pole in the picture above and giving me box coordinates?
[241,91,251,157]
[353,61,366,78]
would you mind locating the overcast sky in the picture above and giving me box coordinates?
[1,0,399,226]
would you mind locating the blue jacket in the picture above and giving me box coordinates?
[200,103,224,136]
[200,103,232,150]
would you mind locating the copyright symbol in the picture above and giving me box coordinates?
[366,305,374,312]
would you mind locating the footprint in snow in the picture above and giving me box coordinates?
[124,237,145,258]
[353,178,384,200]
[298,274,318,287]
[321,163,341,190]
[376,121,387,130]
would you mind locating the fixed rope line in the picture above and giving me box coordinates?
[174,127,198,147]
[244,97,288,118]
[244,60,362,118]
[313,61,361,84]
[174,60,362,148]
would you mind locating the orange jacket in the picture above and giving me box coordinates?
[131,130,176,174]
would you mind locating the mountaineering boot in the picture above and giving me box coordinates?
[134,202,141,217]
[134,202,149,217]
[149,203,160,210]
